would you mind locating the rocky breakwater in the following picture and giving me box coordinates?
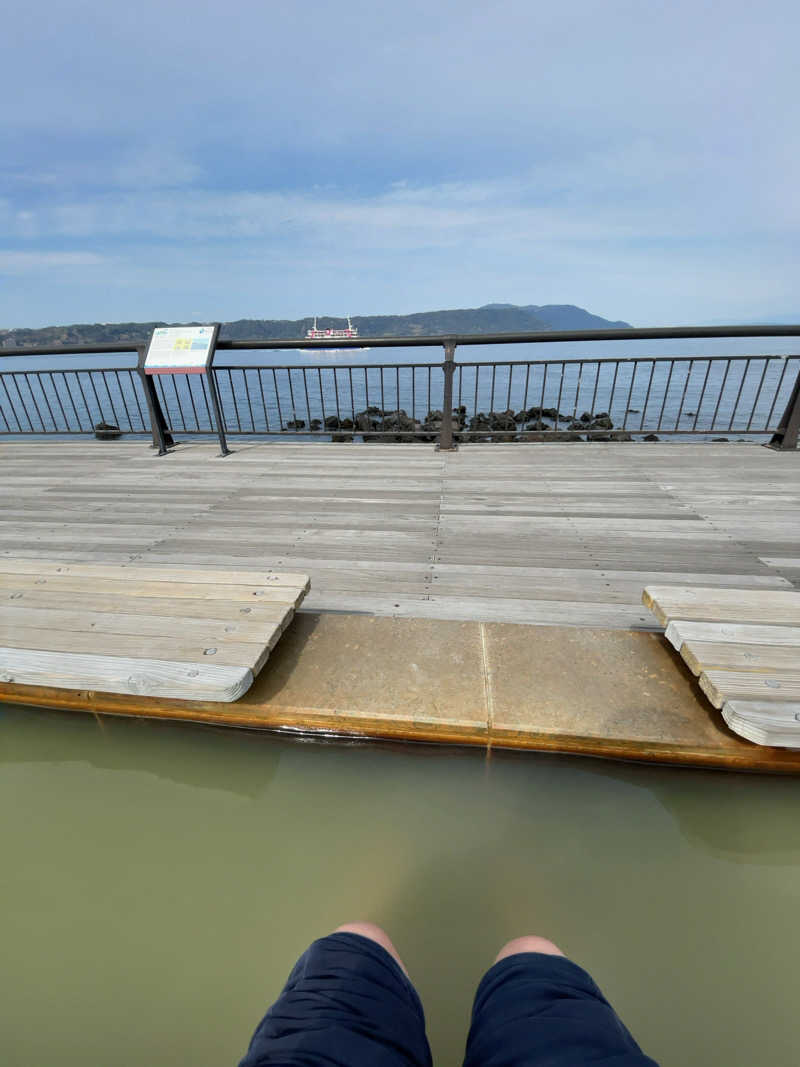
[282,407,634,441]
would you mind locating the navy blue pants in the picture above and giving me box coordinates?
[238,932,658,1066]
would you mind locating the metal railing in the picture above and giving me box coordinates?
[1,325,799,450]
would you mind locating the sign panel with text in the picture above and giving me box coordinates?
[144,324,219,374]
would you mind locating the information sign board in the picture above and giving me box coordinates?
[144,324,219,374]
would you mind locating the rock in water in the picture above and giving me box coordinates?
[94,421,122,440]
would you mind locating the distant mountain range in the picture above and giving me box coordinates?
[0,303,631,348]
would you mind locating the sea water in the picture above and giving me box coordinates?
[1,703,799,1066]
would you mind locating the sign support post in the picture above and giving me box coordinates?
[206,351,231,457]
[143,323,231,457]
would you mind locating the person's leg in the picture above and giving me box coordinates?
[463,934,659,1067]
[238,922,432,1067]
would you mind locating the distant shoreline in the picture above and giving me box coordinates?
[0,303,631,350]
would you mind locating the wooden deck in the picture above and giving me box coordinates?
[2,440,798,628]
[2,440,799,771]
[0,560,309,701]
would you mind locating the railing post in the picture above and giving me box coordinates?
[206,350,231,457]
[437,340,458,451]
[136,345,173,455]
[767,366,800,450]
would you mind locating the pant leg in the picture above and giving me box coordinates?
[238,931,432,1067]
[463,952,659,1067]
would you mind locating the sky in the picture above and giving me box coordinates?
[1,0,799,329]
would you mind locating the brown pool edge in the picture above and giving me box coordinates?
[3,612,800,774]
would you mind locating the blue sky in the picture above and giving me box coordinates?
[2,0,798,328]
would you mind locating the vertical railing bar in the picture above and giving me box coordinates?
[17,375,43,428]
[764,359,792,429]
[746,358,771,431]
[396,365,400,417]
[693,360,713,431]
[86,373,105,425]
[621,362,636,430]
[126,370,148,430]
[112,369,135,430]
[257,369,270,432]
[225,368,241,432]
[363,367,369,436]
[27,373,54,431]
[0,376,14,431]
[169,374,187,431]
[608,361,620,424]
[411,366,416,423]
[728,358,751,430]
[0,378,12,431]
[184,372,201,430]
[9,375,36,431]
[639,362,656,430]
[428,365,432,417]
[332,367,342,427]
[45,372,69,430]
[554,362,565,429]
[241,369,256,432]
[574,361,585,419]
[73,372,94,429]
[287,368,298,430]
[271,369,284,431]
[100,370,125,429]
[348,367,355,426]
[490,365,496,417]
[710,360,733,430]
[522,363,531,416]
[60,371,84,431]
[318,368,327,430]
[3,376,24,431]
[538,359,547,414]
[302,368,312,431]
[505,362,513,411]
[456,363,462,411]
[380,367,386,432]
[198,372,213,431]
[655,360,675,431]
[674,359,693,431]
[588,361,600,417]
[153,375,170,431]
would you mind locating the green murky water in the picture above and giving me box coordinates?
[1,703,799,1066]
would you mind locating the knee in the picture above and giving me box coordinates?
[333,922,408,974]
[494,935,566,964]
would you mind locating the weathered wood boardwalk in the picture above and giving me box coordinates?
[2,440,798,628]
[0,559,309,701]
[3,440,800,770]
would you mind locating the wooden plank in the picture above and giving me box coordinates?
[721,701,800,749]
[680,641,800,676]
[0,558,311,591]
[665,620,800,650]
[0,647,252,702]
[699,670,800,709]
[0,572,307,606]
[1,604,290,642]
[643,586,800,627]
[723,700,800,723]
[0,623,278,672]
[0,588,296,621]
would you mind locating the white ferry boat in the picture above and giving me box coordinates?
[302,316,370,354]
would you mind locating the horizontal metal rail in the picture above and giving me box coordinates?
[1,328,799,450]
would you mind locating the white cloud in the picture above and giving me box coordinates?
[0,250,107,272]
